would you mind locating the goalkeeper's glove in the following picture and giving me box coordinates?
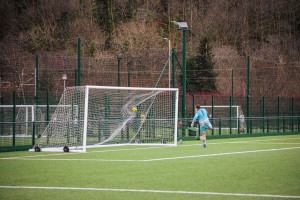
[191,122,194,127]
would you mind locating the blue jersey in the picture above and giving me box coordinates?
[192,108,212,133]
[192,108,209,123]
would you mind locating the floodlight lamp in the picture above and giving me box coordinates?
[62,74,67,80]
[117,54,124,60]
[171,21,188,30]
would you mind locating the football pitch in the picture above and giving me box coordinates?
[0,135,300,200]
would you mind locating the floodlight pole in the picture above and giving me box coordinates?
[164,38,171,88]
[172,48,175,88]
[182,29,187,120]
[247,55,251,133]
[77,38,81,86]
[33,52,39,145]
[172,21,188,120]
[62,74,67,90]
[117,54,124,87]
[35,53,38,106]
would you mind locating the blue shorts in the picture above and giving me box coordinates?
[200,121,212,134]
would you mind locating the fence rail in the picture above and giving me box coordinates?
[1,116,299,152]
[179,116,300,139]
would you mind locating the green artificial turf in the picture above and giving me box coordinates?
[0,135,300,200]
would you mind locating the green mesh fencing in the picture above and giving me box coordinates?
[1,38,300,151]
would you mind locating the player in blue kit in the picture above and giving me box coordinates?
[191,104,213,148]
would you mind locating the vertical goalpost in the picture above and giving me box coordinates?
[31,85,179,152]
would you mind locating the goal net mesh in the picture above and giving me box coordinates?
[33,86,178,151]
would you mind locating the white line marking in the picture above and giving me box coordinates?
[1,146,171,160]
[0,186,299,199]
[245,142,300,145]
[208,136,300,145]
[143,147,300,162]
[1,136,299,160]
[1,146,300,162]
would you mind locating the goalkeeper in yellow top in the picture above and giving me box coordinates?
[191,104,213,148]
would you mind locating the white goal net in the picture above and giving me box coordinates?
[32,86,179,152]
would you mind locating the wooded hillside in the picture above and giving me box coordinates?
[0,0,299,99]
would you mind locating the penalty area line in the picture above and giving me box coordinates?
[0,186,300,199]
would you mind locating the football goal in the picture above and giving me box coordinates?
[31,85,179,152]
[0,104,78,136]
[0,105,34,136]
[201,105,242,129]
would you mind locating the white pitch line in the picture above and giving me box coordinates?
[243,142,300,145]
[143,146,300,162]
[1,146,300,162]
[1,146,171,160]
[1,136,299,160]
[0,186,299,199]
[208,136,300,145]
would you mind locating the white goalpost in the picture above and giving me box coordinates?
[31,85,179,152]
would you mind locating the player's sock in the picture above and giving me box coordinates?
[203,136,207,148]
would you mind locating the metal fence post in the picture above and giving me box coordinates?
[262,96,265,133]
[277,96,280,132]
[219,118,221,136]
[46,91,49,123]
[0,94,3,135]
[211,95,214,135]
[291,97,294,131]
[230,96,232,135]
[13,91,16,148]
